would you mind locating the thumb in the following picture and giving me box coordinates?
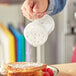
[33,3,40,13]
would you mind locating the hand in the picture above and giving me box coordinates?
[21,0,48,21]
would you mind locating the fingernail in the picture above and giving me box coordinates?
[33,4,39,13]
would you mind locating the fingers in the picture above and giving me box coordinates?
[21,0,33,15]
[25,0,33,15]
[21,6,33,21]
[21,0,46,21]
[33,2,44,13]
[34,12,46,18]
[33,3,39,13]
[21,1,33,21]
[33,0,47,13]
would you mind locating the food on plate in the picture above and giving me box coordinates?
[4,62,57,76]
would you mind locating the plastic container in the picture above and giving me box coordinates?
[24,14,55,47]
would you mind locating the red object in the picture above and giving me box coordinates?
[43,72,50,76]
[47,68,54,76]
[71,45,76,62]
[42,68,47,72]
[42,68,54,76]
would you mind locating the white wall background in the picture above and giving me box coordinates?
[0,4,23,28]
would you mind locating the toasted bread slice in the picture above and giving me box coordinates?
[5,62,47,76]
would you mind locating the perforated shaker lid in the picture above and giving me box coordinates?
[24,23,48,47]
[24,15,55,47]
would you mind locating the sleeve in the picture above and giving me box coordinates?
[46,0,66,15]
